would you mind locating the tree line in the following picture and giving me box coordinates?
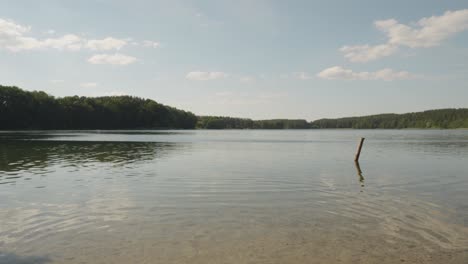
[0,85,197,129]
[1,85,467,130]
[310,109,468,129]
[196,116,310,129]
[198,109,468,129]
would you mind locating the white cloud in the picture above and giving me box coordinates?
[86,37,127,51]
[317,66,415,81]
[341,9,468,62]
[41,34,83,51]
[186,71,228,81]
[376,9,468,48]
[87,53,137,65]
[0,18,40,52]
[80,82,98,88]
[142,40,160,48]
[0,18,134,52]
[340,44,398,63]
[0,18,83,51]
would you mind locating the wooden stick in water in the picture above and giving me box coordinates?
[354,138,365,162]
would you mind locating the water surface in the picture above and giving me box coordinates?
[1,130,467,263]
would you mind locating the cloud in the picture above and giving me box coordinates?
[341,9,468,62]
[186,71,228,80]
[41,34,83,51]
[50,79,64,84]
[376,9,468,48]
[86,37,127,51]
[0,18,83,51]
[80,82,98,88]
[0,18,131,52]
[317,66,415,81]
[87,53,137,65]
[340,44,398,63]
[0,18,41,51]
[142,40,160,48]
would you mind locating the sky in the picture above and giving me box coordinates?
[1,0,468,121]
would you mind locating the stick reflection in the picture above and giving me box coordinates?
[355,161,365,188]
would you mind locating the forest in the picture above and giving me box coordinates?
[198,109,468,129]
[196,116,310,129]
[0,85,197,129]
[310,109,468,129]
[1,85,468,130]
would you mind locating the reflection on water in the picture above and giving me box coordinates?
[0,138,183,178]
[354,161,364,188]
[0,130,467,263]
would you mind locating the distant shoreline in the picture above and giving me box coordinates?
[1,128,468,132]
[2,85,468,130]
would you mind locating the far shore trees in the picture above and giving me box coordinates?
[1,85,467,130]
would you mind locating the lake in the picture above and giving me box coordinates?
[1,130,467,263]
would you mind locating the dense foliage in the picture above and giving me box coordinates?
[0,85,197,129]
[198,109,468,129]
[197,116,311,129]
[310,109,468,129]
[2,85,467,130]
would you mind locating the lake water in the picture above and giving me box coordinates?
[0,130,467,263]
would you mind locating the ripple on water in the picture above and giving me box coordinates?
[1,131,468,263]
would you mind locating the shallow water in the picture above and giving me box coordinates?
[0,130,467,263]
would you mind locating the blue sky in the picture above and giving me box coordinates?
[1,0,467,120]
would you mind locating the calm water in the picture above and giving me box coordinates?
[1,130,467,263]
